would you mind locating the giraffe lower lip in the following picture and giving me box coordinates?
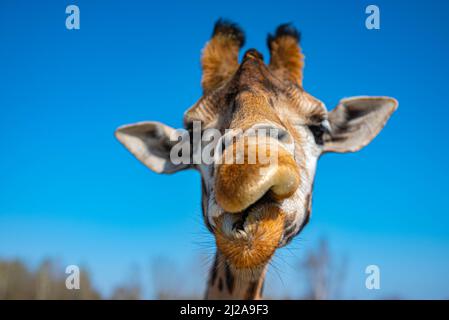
[214,202,285,269]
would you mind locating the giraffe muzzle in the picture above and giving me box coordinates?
[213,140,300,268]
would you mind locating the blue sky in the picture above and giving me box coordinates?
[1,0,449,299]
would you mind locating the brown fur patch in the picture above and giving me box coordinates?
[210,254,219,286]
[225,263,235,294]
[245,281,259,300]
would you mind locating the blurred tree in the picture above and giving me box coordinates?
[299,239,347,300]
[111,264,142,300]
[110,285,141,300]
[0,259,101,299]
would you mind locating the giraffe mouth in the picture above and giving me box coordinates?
[213,197,285,269]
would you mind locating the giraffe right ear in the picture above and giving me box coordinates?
[323,96,398,153]
[115,121,191,174]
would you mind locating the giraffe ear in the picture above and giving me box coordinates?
[115,121,191,174]
[323,96,398,153]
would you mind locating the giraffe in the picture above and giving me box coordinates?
[115,20,397,299]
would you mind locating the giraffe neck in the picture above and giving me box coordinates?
[205,250,267,300]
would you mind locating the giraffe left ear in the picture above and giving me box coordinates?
[323,96,398,153]
[115,121,191,174]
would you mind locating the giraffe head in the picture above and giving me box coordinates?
[115,20,397,274]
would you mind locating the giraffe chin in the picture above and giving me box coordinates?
[214,204,285,270]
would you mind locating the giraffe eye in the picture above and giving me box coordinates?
[308,122,330,145]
